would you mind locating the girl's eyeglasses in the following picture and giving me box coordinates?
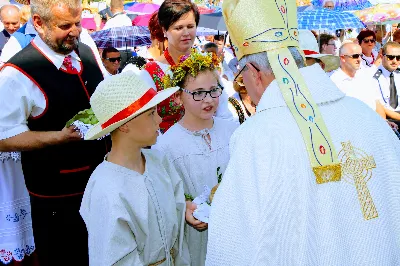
[181,84,224,101]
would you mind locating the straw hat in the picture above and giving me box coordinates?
[85,72,179,140]
[298,30,340,72]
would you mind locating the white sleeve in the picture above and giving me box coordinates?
[79,29,108,78]
[0,67,36,140]
[0,36,22,62]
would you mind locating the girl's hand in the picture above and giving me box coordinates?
[185,201,208,231]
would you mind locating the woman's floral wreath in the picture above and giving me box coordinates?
[163,49,221,88]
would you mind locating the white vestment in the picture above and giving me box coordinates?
[80,149,190,266]
[206,64,400,266]
[154,117,238,266]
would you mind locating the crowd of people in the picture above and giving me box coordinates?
[0,0,400,265]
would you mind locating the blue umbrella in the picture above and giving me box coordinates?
[311,0,372,11]
[91,26,151,49]
[297,8,366,30]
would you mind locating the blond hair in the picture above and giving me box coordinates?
[20,5,30,25]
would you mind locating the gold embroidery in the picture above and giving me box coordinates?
[313,164,342,184]
[339,141,378,220]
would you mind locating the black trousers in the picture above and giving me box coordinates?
[29,195,88,266]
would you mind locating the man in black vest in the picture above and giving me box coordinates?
[0,5,21,54]
[0,0,107,265]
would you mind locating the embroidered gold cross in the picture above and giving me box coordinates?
[339,142,378,220]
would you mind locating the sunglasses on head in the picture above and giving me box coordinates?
[234,63,260,82]
[106,57,121,63]
[343,54,362,59]
[385,54,400,61]
[362,39,376,44]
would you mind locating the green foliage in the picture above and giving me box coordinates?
[66,108,99,127]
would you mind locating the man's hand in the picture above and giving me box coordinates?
[185,201,208,231]
[58,126,83,143]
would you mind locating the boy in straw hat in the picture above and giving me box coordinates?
[80,72,190,266]
[206,1,400,265]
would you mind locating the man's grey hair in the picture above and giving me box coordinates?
[30,0,81,23]
[238,47,305,74]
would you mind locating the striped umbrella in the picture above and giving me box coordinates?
[298,8,366,30]
[354,4,400,25]
[90,26,151,49]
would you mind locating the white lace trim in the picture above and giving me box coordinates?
[0,240,35,263]
[72,120,108,140]
[0,152,21,162]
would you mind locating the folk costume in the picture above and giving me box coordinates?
[0,36,107,265]
[80,72,190,266]
[206,1,400,265]
[154,51,238,266]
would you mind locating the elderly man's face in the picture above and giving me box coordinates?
[34,3,82,55]
[1,6,21,34]
[323,1,335,10]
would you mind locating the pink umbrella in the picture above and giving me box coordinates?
[131,13,153,26]
[128,3,160,14]
[81,18,97,31]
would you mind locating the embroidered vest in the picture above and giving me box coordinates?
[6,43,108,197]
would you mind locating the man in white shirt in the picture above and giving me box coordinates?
[373,42,400,111]
[102,0,132,30]
[372,41,400,124]
[330,43,384,115]
[0,0,108,264]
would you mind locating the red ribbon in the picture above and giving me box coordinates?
[303,50,319,56]
[101,88,157,129]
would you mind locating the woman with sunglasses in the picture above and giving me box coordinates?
[154,51,238,266]
[357,30,382,69]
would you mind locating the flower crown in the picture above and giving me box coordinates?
[163,49,221,89]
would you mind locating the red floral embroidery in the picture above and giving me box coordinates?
[144,62,184,133]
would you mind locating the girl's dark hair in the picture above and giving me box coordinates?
[158,0,200,31]
[123,56,147,70]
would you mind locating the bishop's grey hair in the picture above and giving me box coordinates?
[30,0,81,23]
[238,47,305,74]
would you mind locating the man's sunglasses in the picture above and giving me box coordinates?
[105,57,121,63]
[234,63,260,82]
[385,54,400,61]
[362,39,376,44]
[342,54,362,59]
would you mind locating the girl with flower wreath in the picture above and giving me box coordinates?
[140,0,232,134]
[154,51,238,266]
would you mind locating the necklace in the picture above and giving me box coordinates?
[164,49,176,66]
[239,93,252,117]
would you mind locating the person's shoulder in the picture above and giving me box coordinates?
[157,123,184,144]
[214,116,239,133]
